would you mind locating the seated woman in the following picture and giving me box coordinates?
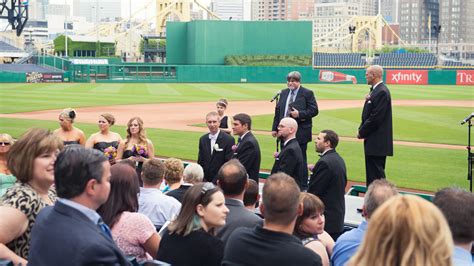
[162,158,184,193]
[157,183,229,266]
[0,128,62,265]
[349,195,453,266]
[216,99,232,134]
[117,117,155,186]
[294,192,335,266]
[97,163,160,263]
[85,113,122,164]
[53,108,86,146]
[0,133,15,196]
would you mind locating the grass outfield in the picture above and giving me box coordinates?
[0,83,472,113]
[0,117,469,192]
[251,106,471,146]
[1,83,472,192]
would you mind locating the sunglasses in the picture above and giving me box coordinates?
[201,182,216,195]
[0,142,11,146]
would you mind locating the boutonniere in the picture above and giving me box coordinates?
[273,151,280,159]
[231,144,238,152]
[214,144,223,152]
[365,94,371,101]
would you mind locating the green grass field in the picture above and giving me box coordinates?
[1,83,473,192]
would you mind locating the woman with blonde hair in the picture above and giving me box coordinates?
[349,195,453,266]
[54,108,86,146]
[294,192,334,266]
[117,117,155,185]
[0,133,15,196]
[85,113,123,163]
[0,129,62,265]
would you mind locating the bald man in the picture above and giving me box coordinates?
[271,117,307,190]
[357,65,393,187]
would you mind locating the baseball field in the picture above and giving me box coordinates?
[0,82,472,192]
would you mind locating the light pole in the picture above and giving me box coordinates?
[433,25,442,64]
[349,25,356,52]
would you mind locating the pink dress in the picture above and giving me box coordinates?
[111,211,156,262]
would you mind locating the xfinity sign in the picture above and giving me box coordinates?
[386,70,428,85]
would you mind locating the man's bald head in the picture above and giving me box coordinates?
[277,117,298,141]
[366,65,384,85]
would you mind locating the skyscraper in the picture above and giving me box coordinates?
[211,0,244,20]
[73,0,122,22]
[439,0,473,44]
[398,0,439,44]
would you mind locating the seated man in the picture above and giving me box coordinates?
[433,187,474,266]
[223,173,322,266]
[216,159,262,244]
[331,180,398,266]
[28,146,129,265]
[167,163,204,203]
[138,158,181,230]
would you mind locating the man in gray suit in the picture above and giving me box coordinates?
[216,159,262,245]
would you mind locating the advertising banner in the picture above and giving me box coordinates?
[319,70,357,84]
[386,70,428,85]
[456,70,474,85]
[26,72,63,83]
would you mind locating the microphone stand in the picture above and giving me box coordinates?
[464,118,473,192]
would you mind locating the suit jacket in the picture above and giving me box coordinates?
[308,149,347,234]
[232,132,261,183]
[272,86,318,144]
[28,201,129,266]
[358,83,393,156]
[198,131,235,182]
[216,198,262,245]
[271,138,307,190]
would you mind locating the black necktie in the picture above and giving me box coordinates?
[370,86,374,92]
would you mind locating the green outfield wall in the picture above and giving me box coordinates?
[166,21,312,65]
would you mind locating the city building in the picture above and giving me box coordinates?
[73,0,122,23]
[398,0,439,45]
[211,0,244,20]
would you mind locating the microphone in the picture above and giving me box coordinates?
[270,92,281,102]
[461,113,474,125]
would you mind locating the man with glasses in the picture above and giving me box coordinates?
[272,71,318,187]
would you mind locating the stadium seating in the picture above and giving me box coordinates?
[313,53,366,68]
[372,53,437,68]
[0,64,63,73]
[0,40,23,52]
[443,61,473,68]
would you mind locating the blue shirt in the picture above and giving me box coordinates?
[331,220,368,266]
[452,246,473,266]
[58,198,102,224]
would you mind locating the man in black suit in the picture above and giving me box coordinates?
[216,159,262,245]
[271,117,307,190]
[232,113,261,183]
[198,111,235,183]
[272,71,318,185]
[357,65,393,187]
[308,130,347,241]
[29,146,129,266]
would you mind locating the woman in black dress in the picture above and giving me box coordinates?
[216,99,232,134]
[53,108,86,146]
[157,183,229,266]
[116,117,154,185]
[85,113,123,163]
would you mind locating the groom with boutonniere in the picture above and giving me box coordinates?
[198,111,235,183]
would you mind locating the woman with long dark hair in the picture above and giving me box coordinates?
[97,163,160,263]
[157,183,229,266]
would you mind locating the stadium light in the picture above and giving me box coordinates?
[348,25,356,52]
[433,25,442,65]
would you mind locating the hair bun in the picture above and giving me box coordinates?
[69,110,76,119]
